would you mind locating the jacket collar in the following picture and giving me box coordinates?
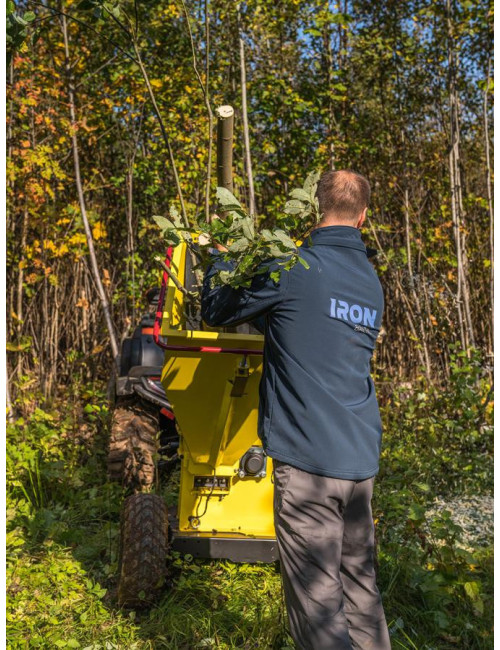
[301,225,376,257]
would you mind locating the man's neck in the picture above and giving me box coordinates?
[314,220,359,230]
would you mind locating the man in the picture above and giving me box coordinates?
[201,170,391,650]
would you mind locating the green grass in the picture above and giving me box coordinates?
[7,352,493,649]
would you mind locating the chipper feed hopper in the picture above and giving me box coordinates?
[157,239,277,563]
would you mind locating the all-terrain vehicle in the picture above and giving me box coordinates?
[107,287,179,491]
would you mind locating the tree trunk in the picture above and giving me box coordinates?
[238,13,255,215]
[446,0,475,351]
[126,168,136,325]
[16,209,28,327]
[483,58,493,350]
[61,9,120,366]
[6,369,15,423]
[132,41,190,228]
[322,10,336,171]
[404,188,432,381]
[204,0,213,222]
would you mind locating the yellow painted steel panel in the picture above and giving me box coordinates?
[159,242,274,540]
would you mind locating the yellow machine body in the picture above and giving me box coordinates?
[160,243,276,558]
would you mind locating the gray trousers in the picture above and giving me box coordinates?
[273,460,391,650]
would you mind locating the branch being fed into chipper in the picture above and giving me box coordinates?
[154,255,197,301]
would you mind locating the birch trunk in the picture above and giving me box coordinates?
[446,0,475,351]
[61,10,120,366]
[483,59,493,347]
[322,14,336,171]
[404,188,432,381]
[126,168,136,326]
[238,18,255,215]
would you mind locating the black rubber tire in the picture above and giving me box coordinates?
[118,493,169,608]
[107,397,158,491]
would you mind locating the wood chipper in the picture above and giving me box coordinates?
[116,106,278,608]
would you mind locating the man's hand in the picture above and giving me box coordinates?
[210,213,228,252]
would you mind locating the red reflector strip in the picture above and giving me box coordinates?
[142,327,154,335]
[200,346,223,353]
[160,407,175,420]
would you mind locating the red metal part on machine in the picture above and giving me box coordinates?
[160,406,175,420]
[153,248,263,356]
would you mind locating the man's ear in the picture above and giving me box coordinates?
[357,207,368,229]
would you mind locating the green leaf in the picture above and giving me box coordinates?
[218,270,234,285]
[407,503,425,521]
[260,229,275,241]
[228,237,249,253]
[153,215,175,231]
[298,256,310,269]
[414,482,431,493]
[169,206,184,228]
[464,581,481,601]
[273,229,296,249]
[6,339,32,352]
[216,187,242,209]
[303,170,321,194]
[267,244,285,257]
[289,188,310,202]
[284,199,305,215]
[240,217,255,240]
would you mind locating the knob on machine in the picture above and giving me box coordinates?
[238,446,267,478]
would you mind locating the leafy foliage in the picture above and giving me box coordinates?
[378,344,493,496]
[6,376,493,648]
[154,172,319,289]
[6,0,493,393]
[6,1,37,65]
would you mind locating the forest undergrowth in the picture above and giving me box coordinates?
[6,348,493,650]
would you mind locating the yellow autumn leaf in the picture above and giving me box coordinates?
[151,79,162,90]
[43,240,57,252]
[68,233,87,246]
[56,244,69,257]
[92,221,107,240]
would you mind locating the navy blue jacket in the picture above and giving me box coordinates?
[201,225,385,480]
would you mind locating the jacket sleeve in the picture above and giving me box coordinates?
[201,253,290,328]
